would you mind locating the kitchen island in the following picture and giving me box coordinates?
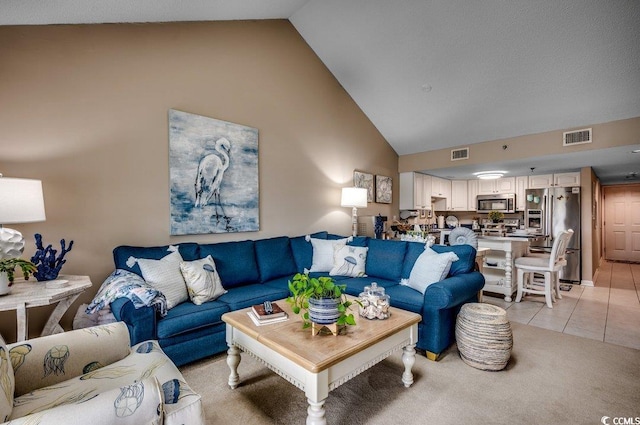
[477,236,530,301]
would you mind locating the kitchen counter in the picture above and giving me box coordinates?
[477,237,529,302]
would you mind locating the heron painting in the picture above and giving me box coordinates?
[169,109,259,235]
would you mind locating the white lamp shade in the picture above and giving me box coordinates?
[341,187,368,208]
[0,178,46,224]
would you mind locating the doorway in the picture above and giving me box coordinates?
[603,184,640,262]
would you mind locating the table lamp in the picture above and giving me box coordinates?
[341,187,367,237]
[0,176,46,259]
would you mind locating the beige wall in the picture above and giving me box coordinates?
[399,116,640,172]
[0,21,398,342]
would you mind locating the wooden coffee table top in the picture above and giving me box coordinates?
[222,299,421,373]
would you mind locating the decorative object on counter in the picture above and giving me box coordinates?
[358,282,390,320]
[374,214,385,239]
[437,215,445,229]
[375,175,392,204]
[341,187,368,237]
[456,303,512,371]
[488,210,504,223]
[353,170,374,203]
[449,227,478,249]
[446,215,459,228]
[0,257,37,295]
[286,273,360,335]
[31,233,74,281]
[0,176,46,260]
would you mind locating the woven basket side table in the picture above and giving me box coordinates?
[455,303,513,371]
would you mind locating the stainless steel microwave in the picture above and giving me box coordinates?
[477,194,516,213]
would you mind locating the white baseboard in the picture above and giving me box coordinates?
[581,279,594,287]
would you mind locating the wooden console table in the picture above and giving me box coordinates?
[0,275,92,341]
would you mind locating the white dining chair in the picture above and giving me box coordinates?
[514,229,574,308]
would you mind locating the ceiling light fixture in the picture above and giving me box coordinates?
[473,171,506,180]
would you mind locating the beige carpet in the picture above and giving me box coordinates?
[180,322,640,424]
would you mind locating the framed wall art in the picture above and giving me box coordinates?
[353,171,374,203]
[375,175,392,204]
[169,109,259,235]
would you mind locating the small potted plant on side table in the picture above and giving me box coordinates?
[0,257,37,295]
[286,273,359,335]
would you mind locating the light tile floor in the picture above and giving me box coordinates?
[482,260,640,350]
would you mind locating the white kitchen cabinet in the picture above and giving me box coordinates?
[467,179,478,211]
[554,172,580,187]
[431,176,451,211]
[515,176,528,211]
[450,180,468,211]
[399,172,431,210]
[529,172,580,188]
[477,177,516,195]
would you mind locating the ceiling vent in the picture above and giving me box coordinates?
[563,128,592,146]
[451,147,469,161]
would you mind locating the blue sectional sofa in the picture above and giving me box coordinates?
[110,232,484,366]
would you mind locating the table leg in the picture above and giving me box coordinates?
[16,303,27,342]
[41,294,82,337]
[227,344,241,389]
[402,343,416,388]
[306,398,327,425]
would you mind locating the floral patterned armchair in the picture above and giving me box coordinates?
[1,322,204,424]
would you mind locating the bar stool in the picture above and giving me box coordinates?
[514,230,573,308]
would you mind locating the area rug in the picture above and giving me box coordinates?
[180,322,640,424]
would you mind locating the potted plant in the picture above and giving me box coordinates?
[286,273,359,332]
[0,257,37,295]
[488,210,504,223]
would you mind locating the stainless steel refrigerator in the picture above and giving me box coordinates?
[524,186,581,283]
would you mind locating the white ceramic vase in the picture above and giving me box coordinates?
[0,272,11,296]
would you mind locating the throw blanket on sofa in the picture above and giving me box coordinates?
[86,269,168,317]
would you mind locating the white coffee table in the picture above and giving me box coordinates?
[222,299,421,425]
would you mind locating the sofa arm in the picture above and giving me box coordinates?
[110,297,157,346]
[6,377,163,425]
[7,322,131,397]
[422,271,485,310]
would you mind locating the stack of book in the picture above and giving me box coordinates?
[247,302,289,326]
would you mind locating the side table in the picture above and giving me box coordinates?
[0,274,92,341]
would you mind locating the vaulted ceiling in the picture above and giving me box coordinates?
[3,0,639,184]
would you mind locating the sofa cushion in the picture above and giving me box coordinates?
[365,239,407,281]
[342,277,400,298]
[255,236,297,282]
[0,333,14,422]
[113,243,200,276]
[403,247,459,294]
[180,256,227,305]
[199,240,259,288]
[431,244,477,276]
[217,284,290,311]
[330,244,368,277]
[157,300,230,339]
[347,236,369,247]
[137,247,188,310]
[402,241,427,279]
[290,232,328,272]
[309,237,350,273]
[384,285,425,314]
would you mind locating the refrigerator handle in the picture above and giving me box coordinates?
[545,194,552,241]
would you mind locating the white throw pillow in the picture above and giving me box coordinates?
[0,333,14,422]
[308,238,351,273]
[180,255,227,305]
[136,247,188,310]
[405,247,459,294]
[330,244,368,277]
